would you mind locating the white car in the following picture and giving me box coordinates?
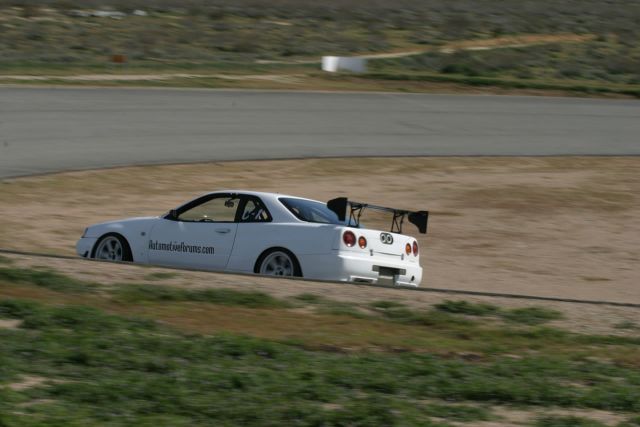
[76,191,428,286]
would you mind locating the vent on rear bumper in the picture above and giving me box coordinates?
[352,277,375,284]
[372,266,406,286]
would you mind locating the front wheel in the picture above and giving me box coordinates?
[255,248,302,277]
[92,234,132,262]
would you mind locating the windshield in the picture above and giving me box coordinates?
[279,197,344,225]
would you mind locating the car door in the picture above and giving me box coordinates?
[226,195,274,272]
[147,193,240,270]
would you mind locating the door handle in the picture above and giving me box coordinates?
[215,228,231,234]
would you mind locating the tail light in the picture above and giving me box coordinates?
[343,230,356,247]
[358,236,367,249]
[413,241,419,256]
[405,243,412,255]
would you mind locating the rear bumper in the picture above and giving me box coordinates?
[300,252,422,286]
[76,237,97,258]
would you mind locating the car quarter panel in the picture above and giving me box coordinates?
[226,222,340,274]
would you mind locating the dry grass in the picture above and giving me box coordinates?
[2,266,640,358]
[2,253,640,338]
[0,277,507,353]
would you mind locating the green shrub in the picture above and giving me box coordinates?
[620,416,640,426]
[435,300,499,316]
[293,293,326,304]
[317,301,366,318]
[500,307,563,325]
[423,403,493,421]
[369,300,407,310]
[0,299,38,319]
[534,415,607,427]
[613,321,638,330]
[143,272,178,281]
[1,297,640,425]
[0,266,94,293]
[113,283,289,308]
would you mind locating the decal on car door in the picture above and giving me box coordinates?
[148,240,215,254]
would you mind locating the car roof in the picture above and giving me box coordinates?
[199,190,329,223]
[206,190,321,204]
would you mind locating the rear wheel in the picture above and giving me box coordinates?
[92,234,132,262]
[255,248,302,277]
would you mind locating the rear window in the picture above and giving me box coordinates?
[279,197,343,224]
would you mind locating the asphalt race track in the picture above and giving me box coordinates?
[1,87,639,178]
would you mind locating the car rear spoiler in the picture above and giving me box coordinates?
[327,197,429,234]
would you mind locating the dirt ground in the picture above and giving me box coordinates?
[1,157,638,334]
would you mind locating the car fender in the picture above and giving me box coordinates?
[85,217,159,263]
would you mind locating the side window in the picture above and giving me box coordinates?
[279,197,342,224]
[240,198,271,223]
[178,196,240,222]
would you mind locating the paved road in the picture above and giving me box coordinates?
[1,87,639,178]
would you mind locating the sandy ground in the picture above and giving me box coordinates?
[0,318,22,330]
[1,157,638,335]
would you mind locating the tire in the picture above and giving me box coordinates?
[92,233,133,262]
[255,248,302,277]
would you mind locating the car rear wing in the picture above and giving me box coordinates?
[327,197,429,234]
